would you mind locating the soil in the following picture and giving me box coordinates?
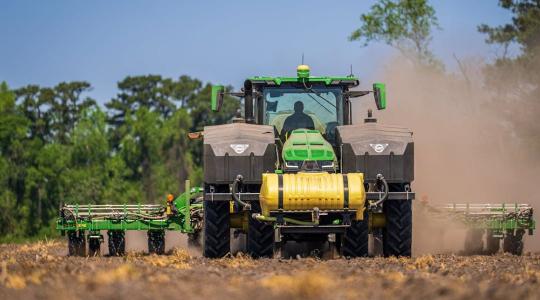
[1,240,539,300]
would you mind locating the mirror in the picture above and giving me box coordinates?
[373,83,386,110]
[345,90,370,98]
[211,85,224,111]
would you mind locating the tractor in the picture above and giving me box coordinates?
[201,64,414,258]
[57,65,415,258]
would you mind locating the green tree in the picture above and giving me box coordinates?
[51,81,96,143]
[350,0,441,67]
[0,82,30,239]
[478,0,540,145]
[15,85,53,141]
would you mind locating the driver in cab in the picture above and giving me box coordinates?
[281,101,314,138]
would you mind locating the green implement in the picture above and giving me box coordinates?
[57,180,203,256]
[423,202,535,255]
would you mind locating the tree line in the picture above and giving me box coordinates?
[1,0,538,241]
[0,76,238,241]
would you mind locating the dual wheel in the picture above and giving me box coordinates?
[203,201,274,258]
[203,198,413,258]
[335,183,412,258]
[341,198,412,257]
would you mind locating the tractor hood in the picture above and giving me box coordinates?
[282,129,336,172]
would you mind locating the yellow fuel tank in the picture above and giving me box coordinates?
[259,172,366,220]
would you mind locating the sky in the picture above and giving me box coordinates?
[0,0,514,104]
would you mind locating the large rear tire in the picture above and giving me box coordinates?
[341,209,369,258]
[203,201,230,258]
[247,202,274,258]
[383,198,412,257]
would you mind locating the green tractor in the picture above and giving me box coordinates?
[202,65,414,258]
[57,65,415,258]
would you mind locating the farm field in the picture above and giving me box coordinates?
[1,240,539,300]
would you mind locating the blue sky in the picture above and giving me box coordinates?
[0,0,513,104]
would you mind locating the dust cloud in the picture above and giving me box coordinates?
[356,56,540,252]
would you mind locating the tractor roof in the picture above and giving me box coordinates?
[246,65,359,87]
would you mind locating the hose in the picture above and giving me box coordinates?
[252,213,319,226]
[373,174,389,207]
[232,175,251,210]
[61,207,168,221]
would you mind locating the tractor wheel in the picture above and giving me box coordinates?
[247,202,274,258]
[108,230,126,256]
[485,230,500,255]
[68,231,86,256]
[464,229,484,255]
[203,200,230,258]
[383,198,412,257]
[341,209,369,258]
[88,237,101,256]
[503,230,524,255]
[148,230,165,255]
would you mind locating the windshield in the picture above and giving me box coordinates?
[263,87,343,137]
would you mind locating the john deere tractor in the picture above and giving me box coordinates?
[202,65,414,258]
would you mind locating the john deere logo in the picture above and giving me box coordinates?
[230,144,249,154]
[370,143,388,153]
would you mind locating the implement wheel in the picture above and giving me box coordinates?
[464,229,484,255]
[485,230,500,255]
[203,200,230,258]
[68,231,86,256]
[88,236,101,256]
[383,186,412,257]
[341,209,369,258]
[108,230,126,256]
[247,202,274,258]
[148,230,165,254]
[503,229,524,255]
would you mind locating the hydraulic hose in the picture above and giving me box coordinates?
[373,174,389,207]
[252,213,319,226]
[232,175,251,210]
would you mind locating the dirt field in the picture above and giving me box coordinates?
[0,240,539,300]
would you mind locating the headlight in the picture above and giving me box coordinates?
[320,161,335,171]
[284,161,302,170]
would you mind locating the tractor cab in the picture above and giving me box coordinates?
[211,65,387,173]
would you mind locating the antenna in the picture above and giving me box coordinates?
[301,53,304,65]
[349,64,353,77]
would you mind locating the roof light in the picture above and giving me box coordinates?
[297,64,310,78]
